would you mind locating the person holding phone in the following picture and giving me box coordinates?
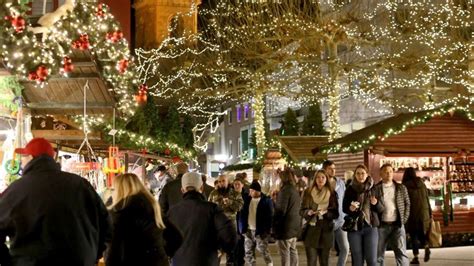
[342,165,379,266]
[300,170,339,266]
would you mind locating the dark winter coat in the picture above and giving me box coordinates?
[0,155,110,266]
[106,193,180,266]
[167,190,237,266]
[371,181,411,226]
[203,183,214,200]
[273,183,301,240]
[343,177,380,228]
[238,193,274,237]
[300,189,339,249]
[159,174,184,215]
[403,178,432,234]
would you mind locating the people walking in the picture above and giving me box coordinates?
[342,164,379,266]
[159,162,188,215]
[233,177,248,266]
[0,138,110,266]
[167,172,237,266]
[300,169,339,266]
[273,168,301,266]
[238,180,274,266]
[402,167,432,264]
[372,164,410,266]
[106,173,180,266]
[322,160,349,266]
[209,174,244,265]
[152,165,173,200]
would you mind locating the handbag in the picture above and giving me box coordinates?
[428,219,442,247]
[342,215,360,232]
[298,222,309,241]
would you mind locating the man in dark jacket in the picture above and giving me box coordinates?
[0,138,110,266]
[167,172,237,266]
[159,162,188,215]
[371,164,410,266]
[239,181,274,266]
[273,168,301,266]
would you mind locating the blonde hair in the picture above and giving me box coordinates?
[110,173,165,229]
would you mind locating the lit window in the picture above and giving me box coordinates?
[236,105,241,122]
[244,104,250,120]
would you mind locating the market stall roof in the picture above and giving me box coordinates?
[277,135,328,162]
[20,50,116,116]
[316,107,474,156]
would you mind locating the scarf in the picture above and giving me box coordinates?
[311,186,331,212]
[351,176,374,225]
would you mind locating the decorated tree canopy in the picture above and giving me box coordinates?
[0,0,138,115]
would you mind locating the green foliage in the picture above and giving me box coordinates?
[302,103,327,135]
[165,106,184,146]
[281,107,299,136]
[181,114,195,149]
[0,76,22,112]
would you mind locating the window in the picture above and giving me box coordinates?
[236,105,241,123]
[228,109,233,125]
[241,129,249,154]
[244,104,250,120]
[238,138,242,155]
[228,140,233,157]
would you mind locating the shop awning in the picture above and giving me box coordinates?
[278,135,329,162]
[317,107,474,156]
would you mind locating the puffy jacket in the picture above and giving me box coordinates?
[0,155,110,266]
[167,190,237,266]
[371,181,410,226]
[273,184,301,240]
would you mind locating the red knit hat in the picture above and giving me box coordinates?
[15,138,55,158]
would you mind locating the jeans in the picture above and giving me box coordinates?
[334,227,349,266]
[305,246,330,266]
[348,225,378,266]
[377,224,409,266]
[277,238,298,266]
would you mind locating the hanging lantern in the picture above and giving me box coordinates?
[103,146,125,174]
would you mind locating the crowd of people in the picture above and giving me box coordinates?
[0,137,433,266]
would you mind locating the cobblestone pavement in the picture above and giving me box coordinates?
[222,243,474,265]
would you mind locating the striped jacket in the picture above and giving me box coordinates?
[371,181,410,226]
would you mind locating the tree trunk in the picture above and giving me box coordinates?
[252,89,266,158]
[327,40,341,142]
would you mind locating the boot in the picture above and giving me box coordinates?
[424,247,431,262]
[410,257,420,264]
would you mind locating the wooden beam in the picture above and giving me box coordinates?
[23,72,101,82]
[53,115,82,129]
[32,130,101,140]
[27,102,114,110]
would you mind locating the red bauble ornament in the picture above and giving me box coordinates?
[135,93,147,105]
[10,16,25,33]
[138,84,148,93]
[80,41,90,50]
[114,31,123,40]
[172,156,182,163]
[96,3,106,17]
[117,59,129,74]
[36,65,48,79]
[28,71,38,81]
[164,148,171,156]
[72,40,82,49]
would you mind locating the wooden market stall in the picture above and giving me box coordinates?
[315,107,474,237]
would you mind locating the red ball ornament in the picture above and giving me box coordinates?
[164,148,171,156]
[172,156,182,163]
[11,16,26,33]
[36,65,49,79]
[96,3,107,17]
[117,59,129,74]
[114,31,123,40]
[62,63,74,73]
[72,40,82,49]
[63,56,72,64]
[135,93,147,105]
[80,41,90,50]
[28,71,38,81]
[138,84,148,93]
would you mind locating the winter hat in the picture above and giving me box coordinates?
[182,172,203,190]
[15,138,55,158]
[249,180,261,192]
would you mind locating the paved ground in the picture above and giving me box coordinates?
[224,243,474,265]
